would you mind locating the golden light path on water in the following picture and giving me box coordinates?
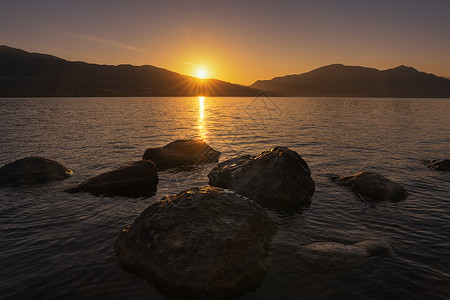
[198,96,207,141]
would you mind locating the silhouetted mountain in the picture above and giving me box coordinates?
[251,64,450,97]
[0,46,258,97]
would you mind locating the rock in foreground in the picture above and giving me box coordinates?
[142,139,221,170]
[0,157,72,186]
[333,171,408,202]
[426,159,450,171]
[66,160,158,197]
[208,147,315,210]
[115,186,275,300]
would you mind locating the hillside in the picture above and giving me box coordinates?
[0,46,258,97]
[251,64,450,97]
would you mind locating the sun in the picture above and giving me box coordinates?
[195,68,208,79]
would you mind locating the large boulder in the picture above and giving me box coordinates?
[0,157,72,186]
[425,159,450,171]
[299,239,393,272]
[208,146,315,210]
[114,186,275,299]
[65,160,158,197]
[333,171,408,202]
[142,140,221,170]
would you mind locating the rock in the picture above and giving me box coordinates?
[208,146,315,210]
[353,239,394,256]
[0,157,72,186]
[426,159,450,171]
[142,139,221,170]
[114,186,275,299]
[333,171,408,202]
[299,239,393,271]
[65,160,158,197]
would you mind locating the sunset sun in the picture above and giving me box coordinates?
[195,68,208,79]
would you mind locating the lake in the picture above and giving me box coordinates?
[0,96,449,299]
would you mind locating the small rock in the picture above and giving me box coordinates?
[333,171,408,202]
[425,159,450,171]
[299,239,393,272]
[65,160,158,197]
[142,139,221,170]
[0,157,72,186]
[114,186,275,299]
[208,146,315,211]
[353,239,394,256]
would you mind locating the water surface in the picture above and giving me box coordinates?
[0,97,449,299]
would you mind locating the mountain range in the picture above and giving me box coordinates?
[251,64,450,97]
[0,46,258,97]
[1,45,450,97]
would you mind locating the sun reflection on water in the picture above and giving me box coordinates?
[199,96,204,120]
[198,96,207,141]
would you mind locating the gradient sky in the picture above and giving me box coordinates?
[1,0,449,85]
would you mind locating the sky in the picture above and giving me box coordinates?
[1,0,450,85]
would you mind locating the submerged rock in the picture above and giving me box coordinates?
[353,239,394,256]
[114,186,275,299]
[425,159,450,171]
[299,239,393,272]
[65,160,158,197]
[208,146,315,211]
[333,171,408,202]
[0,157,72,186]
[142,139,221,170]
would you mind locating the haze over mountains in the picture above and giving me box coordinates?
[1,45,450,98]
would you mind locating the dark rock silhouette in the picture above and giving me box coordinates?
[208,147,315,210]
[0,45,259,97]
[299,239,393,272]
[251,64,450,97]
[0,157,72,186]
[142,140,221,170]
[65,160,158,197]
[425,159,450,171]
[333,171,408,202]
[114,186,275,300]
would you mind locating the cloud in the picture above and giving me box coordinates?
[174,59,197,66]
[61,30,145,52]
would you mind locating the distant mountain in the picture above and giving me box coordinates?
[0,46,258,97]
[251,64,450,97]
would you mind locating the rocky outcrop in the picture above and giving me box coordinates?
[0,157,72,186]
[299,239,393,272]
[142,140,221,170]
[333,171,408,202]
[208,147,315,210]
[426,159,450,171]
[114,186,275,300]
[65,160,158,197]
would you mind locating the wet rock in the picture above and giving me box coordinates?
[208,146,315,211]
[353,239,394,256]
[425,159,450,171]
[142,139,220,170]
[299,239,393,272]
[0,157,72,186]
[65,160,158,197]
[114,186,275,300]
[333,171,408,202]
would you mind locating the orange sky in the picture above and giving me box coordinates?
[1,0,450,85]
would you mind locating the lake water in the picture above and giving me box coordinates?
[0,97,449,299]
